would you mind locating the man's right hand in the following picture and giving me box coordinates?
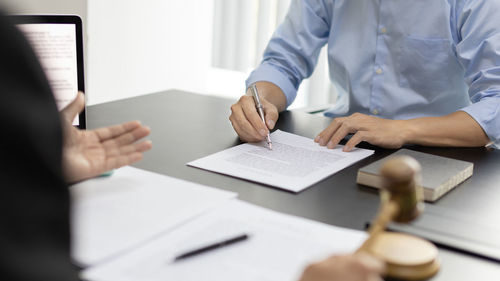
[229,82,282,142]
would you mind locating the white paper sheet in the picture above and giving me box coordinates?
[82,200,367,281]
[70,166,236,267]
[18,23,80,125]
[188,130,374,192]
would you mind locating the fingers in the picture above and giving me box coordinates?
[104,140,152,170]
[102,125,151,148]
[316,113,369,150]
[61,92,85,122]
[315,117,354,149]
[343,131,365,152]
[229,96,264,142]
[241,96,269,137]
[105,152,144,171]
[326,123,353,149]
[92,122,151,164]
[343,129,378,151]
[94,121,144,141]
[315,117,345,146]
[229,94,281,142]
[105,140,153,158]
[134,140,153,153]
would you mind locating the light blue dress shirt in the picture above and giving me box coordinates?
[246,0,500,147]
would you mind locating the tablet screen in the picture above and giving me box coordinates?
[18,23,80,126]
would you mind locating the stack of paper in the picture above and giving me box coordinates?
[70,166,237,266]
[82,200,367,281]
[73,131,372,280]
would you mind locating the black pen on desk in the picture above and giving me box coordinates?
[172,234,249,262]
[250,84,273,150]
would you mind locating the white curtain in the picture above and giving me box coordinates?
[212,0,337,110]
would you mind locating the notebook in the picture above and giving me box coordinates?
[11,15,86,128]
[356,149,473,202]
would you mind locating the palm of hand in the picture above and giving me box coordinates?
[62,122,151,183]
[59,93,151,183]
[63,128,107,182]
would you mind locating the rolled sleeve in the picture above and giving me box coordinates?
[246,63,298,107]
[246,0,331,108]
[460,96,500,147]
[456,0,500,147]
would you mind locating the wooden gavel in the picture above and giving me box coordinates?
[357,155,440,280]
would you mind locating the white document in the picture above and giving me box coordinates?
[188,130,374,192]
[82,200,366,281]
[70,166,236,267]
[18,23,80,125]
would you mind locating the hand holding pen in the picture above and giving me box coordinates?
[229,82,281,146]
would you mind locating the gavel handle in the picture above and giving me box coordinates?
[356,200,399,254]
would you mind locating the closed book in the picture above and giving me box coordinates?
[356,149,473,202]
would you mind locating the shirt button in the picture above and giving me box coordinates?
[375,68,383,74]
[381,27,387,34]
[372,109,379,115]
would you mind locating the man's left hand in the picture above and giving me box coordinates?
[314,113,408,151]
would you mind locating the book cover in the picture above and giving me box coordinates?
[357,149,473,202]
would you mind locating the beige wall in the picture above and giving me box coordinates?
[86,0,215,105]
[2,1,228,105]
[2,0,215,106]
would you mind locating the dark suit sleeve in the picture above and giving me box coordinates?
[0,13,79,281]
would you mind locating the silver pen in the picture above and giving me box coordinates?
[250,84,273,150]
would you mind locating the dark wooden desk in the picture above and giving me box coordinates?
[88,90,500,280]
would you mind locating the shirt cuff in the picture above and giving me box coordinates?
[459,96,500,148]
[246,63,297,108]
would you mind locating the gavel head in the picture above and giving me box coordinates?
[380,155,424,223]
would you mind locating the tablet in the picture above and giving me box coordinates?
[10,15,86,129]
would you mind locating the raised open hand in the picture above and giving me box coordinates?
[61,92,152,183]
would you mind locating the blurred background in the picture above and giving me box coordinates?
[4,0,337,110]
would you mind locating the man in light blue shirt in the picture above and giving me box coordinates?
[229,0,500,150]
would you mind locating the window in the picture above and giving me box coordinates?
[210,0,337,110]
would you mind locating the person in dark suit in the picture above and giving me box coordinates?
[0,12,152,281]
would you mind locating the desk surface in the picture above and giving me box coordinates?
[88,90,500,281]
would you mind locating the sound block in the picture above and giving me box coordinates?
[369,232,440,280]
